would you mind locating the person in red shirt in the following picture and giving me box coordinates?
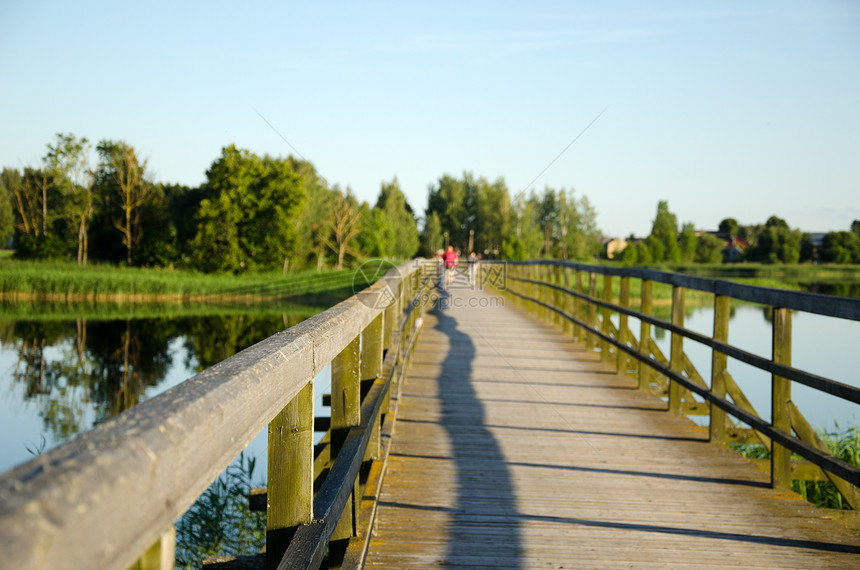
[442,245,458,286]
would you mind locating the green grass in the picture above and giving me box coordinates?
[0,259,376,301]
[730,422,860,510]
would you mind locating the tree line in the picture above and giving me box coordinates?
[621,201,860,265]
[0,134,420,272]
[0,134,606,272]
[2,134,857,271]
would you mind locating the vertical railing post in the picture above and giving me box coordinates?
[574,270,584,342]
[266,382,314,570]
[772,307,792,492]
[528,265,537,316]
[586,273,597,353]
[710,295,731,443]
[601,274,613,363]
[541,264,550,321]
[562,266,573,336]
[362,313,384,461]
[668,285,686,413]
[617,276,630,374]
[638,280,653,391]
[553,265,563,329]
[329,335,361,561]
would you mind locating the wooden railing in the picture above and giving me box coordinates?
[0,260,434,570]
[490,260,860,522]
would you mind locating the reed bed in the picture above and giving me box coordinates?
[0,259,373,301]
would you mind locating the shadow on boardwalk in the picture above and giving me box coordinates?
[431,288,524,564]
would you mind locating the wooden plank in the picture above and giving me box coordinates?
[364,285,860,568]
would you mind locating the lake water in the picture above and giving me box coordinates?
[0,306,331,482]
[1,288,859,480]
[645,302,860,432]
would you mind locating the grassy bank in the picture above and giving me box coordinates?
[0,259,378,302]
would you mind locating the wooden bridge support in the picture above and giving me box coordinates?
[668,285,685,414]
[710,295,731,444]
[266,382,314,569]
[638,279,653,391]
[772,307,792,492]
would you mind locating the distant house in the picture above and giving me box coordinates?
[601,237,628,259]
[701,231,749,262]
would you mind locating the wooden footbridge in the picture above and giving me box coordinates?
[2,260,860,568]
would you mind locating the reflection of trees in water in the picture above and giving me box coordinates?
[184,312,314,371]
[86,319,175,422]
[2,309,319,445]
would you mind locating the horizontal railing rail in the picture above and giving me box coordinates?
[0,259,432,570]
[489,260,860,515]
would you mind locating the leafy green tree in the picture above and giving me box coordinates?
[678,223,698,263]
[426,174,469,250]
[475,177,511,257]
[94,140,154,266]
[356,204,393,258]
[852,220,860,240]
[648,201,681,262]
[746,216,802,264]
[44,133,93,264]
[162,183,205,264]
[190,145,306,273]
[0,169,17,247]
[821,231,860,264]
[421,211,443,257]
[376,178,418,259]
[320,189,362,270]
[718,218,739,237]
[556,190,600,260]
[501,235,527,260]
[511,191,544,259]
[695,233,725,263]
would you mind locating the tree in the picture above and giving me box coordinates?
[321,190,363,270]
[746,216,802,264]
[376,178,418,259]
[44,133,93,265]
[851,220,860,240]
[0,169,19,247]
[695,233,725,263]
[421,211,443,257]
[821,231,860,264]
[426,174,469,250]
[718,218,739,238]
[96,140,153,266]
[512,191,544,259]
[356,204,393,258]
[190,145,306,273]
[678,223,698,263]
[648,201,681,262]
[475,177,512,257]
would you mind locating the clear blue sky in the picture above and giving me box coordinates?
[2,1,858,237]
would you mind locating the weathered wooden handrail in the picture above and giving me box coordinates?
[490,260,860,513]
[0,259,431,570]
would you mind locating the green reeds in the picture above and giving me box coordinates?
[730,422,860,510]
[0,259,376,301]
[174,453,265,569]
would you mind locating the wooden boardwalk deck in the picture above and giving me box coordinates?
[363,280,860,568]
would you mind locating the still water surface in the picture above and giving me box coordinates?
[0,306,330,479]
[1,291,859,479]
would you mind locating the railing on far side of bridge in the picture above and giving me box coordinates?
[489,260,860,526]
[0,260,435,570]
